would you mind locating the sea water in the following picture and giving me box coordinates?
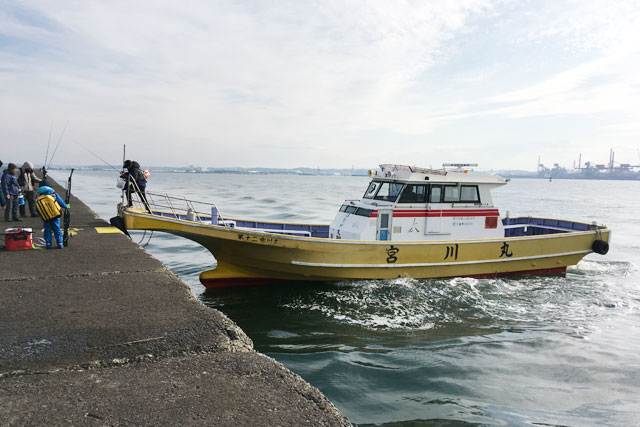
[52,170,640,426]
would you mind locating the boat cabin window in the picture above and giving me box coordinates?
[339,204,357,213]
[363,181,381,199]
[355,207,373,217]
[460,185,480,202]
[443,185,460,202]
[398,184,427,203]
[373,182,405,202]
[340,204,373,217]
[440,185,481,203]
[429,185,443,203]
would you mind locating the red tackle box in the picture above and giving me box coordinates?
[4,228,33,251]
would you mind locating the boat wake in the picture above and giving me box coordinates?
[568,258,637,276]
[282,259,638,333]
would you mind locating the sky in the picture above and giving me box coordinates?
[1,0,640,170]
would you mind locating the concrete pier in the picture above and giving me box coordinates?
[0,179,350,426]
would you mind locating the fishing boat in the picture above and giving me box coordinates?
[117,164,611,289]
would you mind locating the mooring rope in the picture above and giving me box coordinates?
[136,230,154,248]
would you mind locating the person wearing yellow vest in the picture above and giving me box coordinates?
[36,186,69,249]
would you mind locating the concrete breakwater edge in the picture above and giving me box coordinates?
[0,178,350,426]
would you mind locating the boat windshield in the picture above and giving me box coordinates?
[374,182,405,202]
[363,181,381,199]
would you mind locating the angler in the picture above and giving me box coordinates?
[36,185,68,249]
[19,161,42,217]
[121,160,149,210]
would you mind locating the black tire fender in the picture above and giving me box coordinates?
[110,216,131,238]
[592,239,609,255]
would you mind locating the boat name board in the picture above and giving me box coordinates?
[382,241,515,264]
[236,233,280,245]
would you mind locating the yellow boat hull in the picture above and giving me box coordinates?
[120,207,611,288]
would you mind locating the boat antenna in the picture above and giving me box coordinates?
[47,120,69,168]
[43,123,53,167]
[74,139,119,171]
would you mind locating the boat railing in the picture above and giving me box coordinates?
[502,216,603,237]
[125,184,331,238]
[126,180,228,225]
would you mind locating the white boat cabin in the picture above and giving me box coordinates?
[329,164,507,241]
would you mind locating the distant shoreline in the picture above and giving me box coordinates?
[44,167,639,180]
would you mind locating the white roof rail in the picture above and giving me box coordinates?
[443,163,478,168]
[379,164,447,176]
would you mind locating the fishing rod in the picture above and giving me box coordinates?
[63,168,74,247]
[122,144,126,206]
[43,123,53,167]
[47,120,69,168]
[42,124,54,178]
[74,139,120,171]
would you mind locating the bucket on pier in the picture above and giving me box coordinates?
[4,228,33,251]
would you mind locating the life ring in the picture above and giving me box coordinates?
[592,239,609,255]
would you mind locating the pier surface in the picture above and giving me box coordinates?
[0,179,349,426]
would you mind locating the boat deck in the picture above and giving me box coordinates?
[149,209,598,239]
[502,217,596,237]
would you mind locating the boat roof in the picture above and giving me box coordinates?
[377,164,507,185]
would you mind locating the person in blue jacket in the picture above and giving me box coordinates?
[2,163,21,221]
[36,186,68,249]
[0,160,5,209]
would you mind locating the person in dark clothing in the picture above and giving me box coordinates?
[0,160,5,209]
[121,160,148,209]
[39,166,52,189]
[19,161,41,217]
[1,163,21,221]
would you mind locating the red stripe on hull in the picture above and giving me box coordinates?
[370,209,499,218]
[201,267,567,289]
[392,210,499,214]
[393,212,499,218]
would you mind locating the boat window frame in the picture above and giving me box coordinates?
[398,184,428,204]
[355,207,373,217]
[380,213,390,228]
[363,181,382,199]
[344,205,358,214]
[443,185,461,202]
[429,184,443,203]
[460,185,481,203]
[373,182,405,202]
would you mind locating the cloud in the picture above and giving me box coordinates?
[0,0,639,169]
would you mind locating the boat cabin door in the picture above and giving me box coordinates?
[377,209,393,241]
[425,210,442,234]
